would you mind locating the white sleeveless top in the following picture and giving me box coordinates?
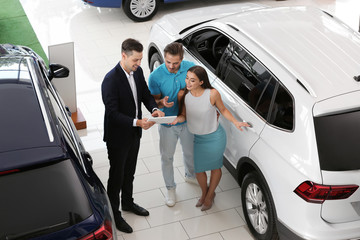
[185,89,218,135]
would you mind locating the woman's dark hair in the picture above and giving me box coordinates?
[178,65,213,116]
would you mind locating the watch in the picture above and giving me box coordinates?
[152,108,160,113]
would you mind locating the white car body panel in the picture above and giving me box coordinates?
[155,3,265,37]
[321,170,360,223]
[213,79,266,164]
[313,90,360,117]
[227,6,360,100]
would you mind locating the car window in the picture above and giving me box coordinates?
[47,88,79,156]
[217,41,294,130]
[251,78,277,120]
[218,42,273,108]
[314,110,360,171]
[35,61,83,160]
[37,61,89,173]
[268,84,294,130]
[184,29,229,71]
[0,160,93,239]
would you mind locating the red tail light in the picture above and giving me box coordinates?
[294,181,359,204]
[79,220,113,240]
[0,169,19,176]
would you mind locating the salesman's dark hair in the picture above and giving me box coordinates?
[122,38,143,56]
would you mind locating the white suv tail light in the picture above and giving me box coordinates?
[294,181,359,203]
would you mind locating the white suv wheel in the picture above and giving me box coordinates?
[241,172,278,240]
[245,183,268,234]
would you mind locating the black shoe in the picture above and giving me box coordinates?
[114,214,133,233]
[122,203,149,216]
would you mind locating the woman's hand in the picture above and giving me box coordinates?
[234,121,250,131]
[170,115,185,125]
[170,118,179,125]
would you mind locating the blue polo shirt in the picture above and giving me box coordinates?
[148,60,195,117]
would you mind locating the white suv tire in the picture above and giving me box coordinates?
[241,171,278,240]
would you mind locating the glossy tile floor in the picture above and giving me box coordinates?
[19,0,360,239]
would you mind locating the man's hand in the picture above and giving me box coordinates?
[136,118,155,130]
[161,96,174,108]
[152,110,165,117]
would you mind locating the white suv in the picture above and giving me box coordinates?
[147,3,360,240]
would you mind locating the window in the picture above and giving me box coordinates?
[35,61,79,157]
[314,110,360,171]
[0,160,93,239]
[268,84,294,130]
[218,42,273,110]
[184,29,229,71]
[47,89,79,156]
[217,41,294,130]
[251,78,277,120]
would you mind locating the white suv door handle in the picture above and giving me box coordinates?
[243,121,252,128]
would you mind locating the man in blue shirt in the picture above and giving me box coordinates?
[148,42,196,207]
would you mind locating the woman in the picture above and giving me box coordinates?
[172,66,249,211]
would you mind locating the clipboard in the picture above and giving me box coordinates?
[147,116,177,124]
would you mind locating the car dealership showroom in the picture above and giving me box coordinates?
[1,0,360,239]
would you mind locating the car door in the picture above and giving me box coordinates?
[212,41,276,167]
[182,29,277,165]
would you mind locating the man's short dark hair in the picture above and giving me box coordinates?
[164,42,184,59]
[122,38,143,56]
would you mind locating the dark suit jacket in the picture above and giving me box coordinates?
[101,63,157,147]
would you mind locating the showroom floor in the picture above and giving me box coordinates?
[19,0,360,239]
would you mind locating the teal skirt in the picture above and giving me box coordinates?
[194,124,226,173]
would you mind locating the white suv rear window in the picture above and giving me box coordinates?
[314,110,360,171]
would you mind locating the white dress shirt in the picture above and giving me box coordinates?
[121,64,138,127]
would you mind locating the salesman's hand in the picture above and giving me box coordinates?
[152,110,165,117]
[137,118,155,130]
[161,96,174,108]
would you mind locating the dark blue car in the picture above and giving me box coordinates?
[82,0,187,22]
[0,44,116,240]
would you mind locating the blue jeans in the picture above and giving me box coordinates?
[158,123,195,190]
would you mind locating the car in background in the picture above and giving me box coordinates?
[0,44,116,240]
[82,0,188,22]
[147,3,360,240]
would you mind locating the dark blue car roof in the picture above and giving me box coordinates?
[0,55,65,171]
